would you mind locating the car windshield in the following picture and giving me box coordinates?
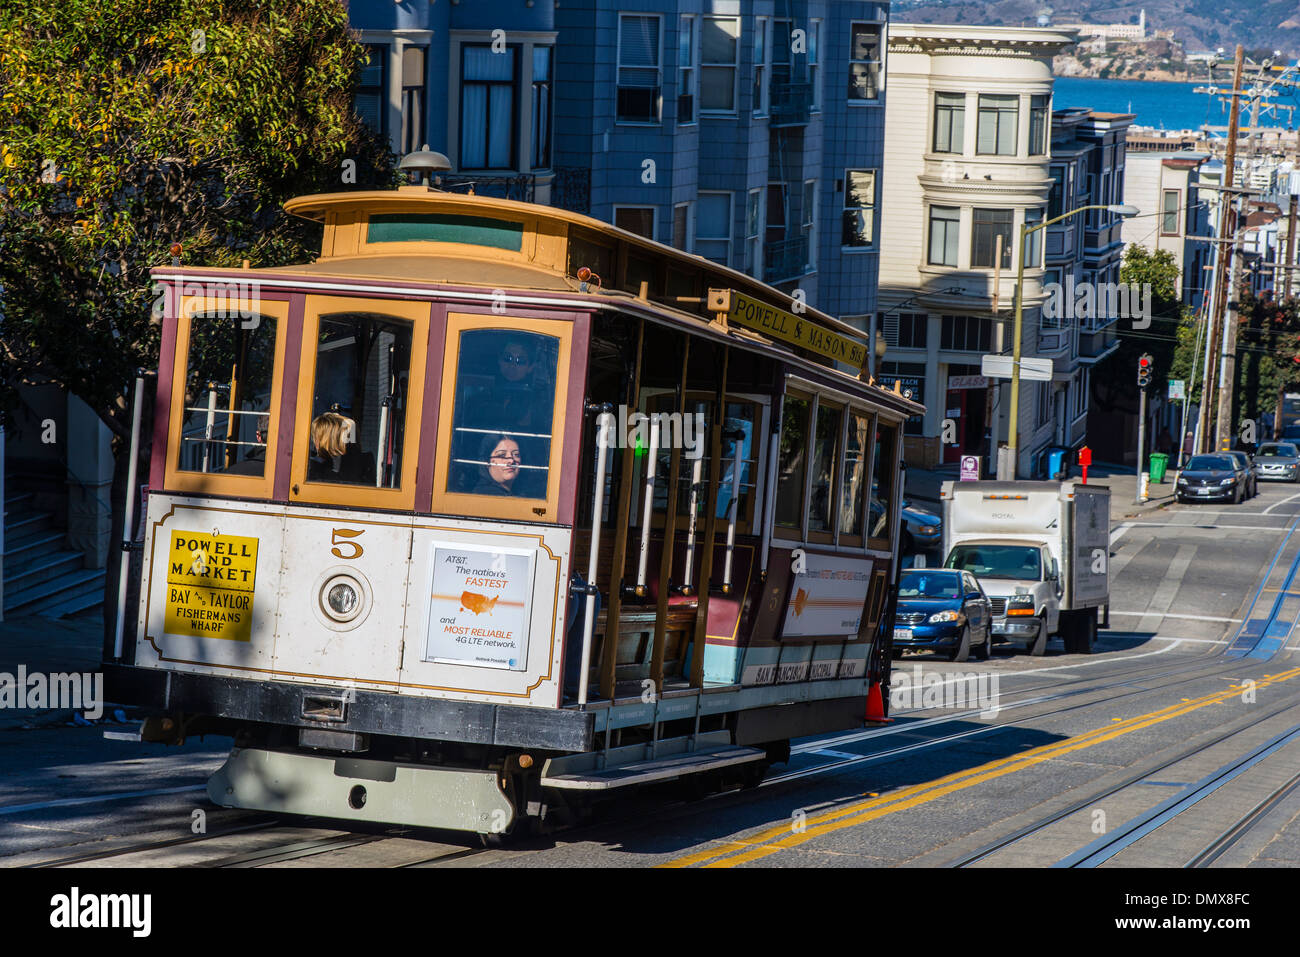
[1258,444,1298,458]
[1185,455,1234,471]
[946,544,1042,581]
[898,572,962,599]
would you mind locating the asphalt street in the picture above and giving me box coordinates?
[3,479,1300,868]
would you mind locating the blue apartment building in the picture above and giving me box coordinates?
[345,0,890,330]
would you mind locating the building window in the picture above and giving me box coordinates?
[808,20,821,111]
[940,316,992,353]
[701,16,740,113]
[802,179,817,269]
[617,14,661,123]
[1029,94,1049,155]
[971,208,1013,269]
[678,15,696,124]
[355,44,387,137]
[897,313,928,349]
[928,205,960,266]
[460,45,517,170]
[878,363,925,435]
[1041,268,1062,329]
[672,202,690,251]
[848,23,881,100]
[1048,165,1065,219]
[1162,189,1180,235]
[1036,382,1052,428]
[753,16,767,115]
[401,46,427,155]
[933,92,965,154]
[841,169,876,247]
[772,19,792,89]
[765,183,787,244]
[746,188,763,276]
[614,206,656,241]
[976,94,1018,155]
[531,47,552,169]
[696,191,732,265]
[1025,207,1043,268]
[1074,370,1089,416]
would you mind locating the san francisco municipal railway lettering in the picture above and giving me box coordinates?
[163,530,259,642]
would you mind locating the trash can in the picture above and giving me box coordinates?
[1149,452,1169,484]
[1047,448,1068,480]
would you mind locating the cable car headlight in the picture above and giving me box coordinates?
[320,574,365,623]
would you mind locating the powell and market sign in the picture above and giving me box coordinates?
[714,289,869,369]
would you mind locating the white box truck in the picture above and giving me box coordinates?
[938,481,1109,655]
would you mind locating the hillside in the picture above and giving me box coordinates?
[893,1,1300,60]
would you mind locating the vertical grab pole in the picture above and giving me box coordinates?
[201,383,217,473]
[376,398,390,487]
[721,437,742,594]
[634,415,661,596]
[113,375,145,660]
[578,412,616,707]
[680,449,703,593]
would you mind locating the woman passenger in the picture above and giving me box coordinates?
[473,434,525,496]
[308,412,373,484]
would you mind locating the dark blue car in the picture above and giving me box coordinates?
[891,569,994,662]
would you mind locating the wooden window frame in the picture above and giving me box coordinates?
[772,387,812,542]
[431,312,573,523]
[164,297,290,500]
[868,417,899,551]
[837,407,872,548]
[805,396,843,545]
[289,295,431,511]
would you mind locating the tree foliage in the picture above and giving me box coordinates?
[0,0,394,437]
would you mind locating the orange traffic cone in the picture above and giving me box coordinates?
[865,681,891,723]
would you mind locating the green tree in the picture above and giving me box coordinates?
[1233,289,1300,438]
[0,0,394,630]
[0,0,393,439]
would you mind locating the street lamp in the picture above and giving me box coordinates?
[1003,203,1140,479]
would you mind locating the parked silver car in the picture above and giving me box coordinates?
[1254,442,1300,483]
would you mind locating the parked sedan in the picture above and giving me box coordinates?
[1175,454,1249,504]
[900,500,942,554]
[1225,450,1257,498]
[1254,442,1300,483]
[891,569,993,662]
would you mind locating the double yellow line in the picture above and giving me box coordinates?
[659,667,1300,868]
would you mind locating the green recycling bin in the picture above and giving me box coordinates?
[1149,452,1168,484]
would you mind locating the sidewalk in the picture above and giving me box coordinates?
[904,460,1174,524]
[0,614,118,730]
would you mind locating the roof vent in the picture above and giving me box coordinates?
[397,145,452,188]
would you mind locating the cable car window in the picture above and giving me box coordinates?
[716,401,757,525]
[177,313,277,477]
[840,410,871,541]
[774,392,810,532]
[870,421,898,545]
[808,402,842,535]
[448,329,559,498]
[305,313,413,488]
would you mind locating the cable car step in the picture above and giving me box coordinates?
[540,744,766,791]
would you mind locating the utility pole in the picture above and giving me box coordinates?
[1136,355,1152,503]
[1216,207,1244,451]
[1286,194,1298,301]
[1197,194,1231,453]
[1199,45,1245,453]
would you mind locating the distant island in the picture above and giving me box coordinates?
[893,1,1300,70]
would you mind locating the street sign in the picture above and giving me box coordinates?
[959,455,980,481]
[947,374,989,390]
[1168,379,1185,400]
[980,354,1054,381]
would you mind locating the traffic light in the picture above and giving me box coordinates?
[1137,353,1152,389]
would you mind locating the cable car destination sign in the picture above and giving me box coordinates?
[713,289,868,369]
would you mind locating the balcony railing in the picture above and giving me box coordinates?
[763,235,811,284]
[770,82,813,127]
[430,167,591,216]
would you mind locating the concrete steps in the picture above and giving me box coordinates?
[4,488,106,619]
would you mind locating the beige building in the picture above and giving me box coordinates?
[877,23,1077,475]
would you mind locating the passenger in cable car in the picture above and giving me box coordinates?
[472,434,529,496]
[308,411,375,484]
[469,337,542,434]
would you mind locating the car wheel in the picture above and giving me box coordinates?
[949,626,971,663]
[1026,618,1048,657]
[1233,484,1243,505]
[974,626,991,661]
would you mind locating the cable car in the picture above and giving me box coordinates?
[104,165,922,836]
